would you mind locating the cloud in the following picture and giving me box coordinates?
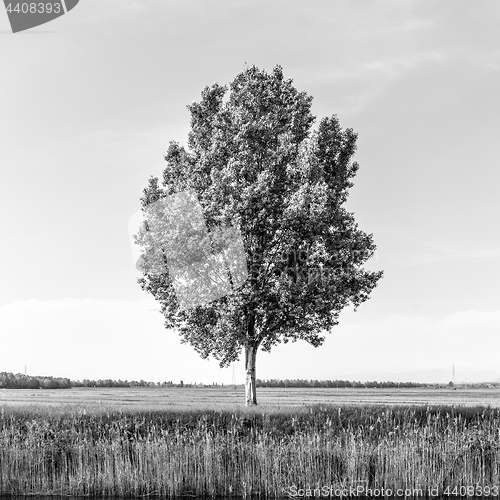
[318,51,447,84]
[76,0,147,24]
[327,52,448,114]
[0,298,234,383]
[1,299,499,384]
[388,229,500,267]
[257,308,500,380]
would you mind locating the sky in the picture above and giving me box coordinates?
[1,0,499,384]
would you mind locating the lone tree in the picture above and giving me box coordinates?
[136,65,383,406]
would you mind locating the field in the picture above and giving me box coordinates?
[2,385,500,410]
[1,387,500,497]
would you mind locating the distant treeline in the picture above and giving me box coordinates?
[71,379,429,389]
[0,374,182,389]
[0,372,442,390]
[71,379,177,388]
[256,379,426,388]
[0,372,71,389]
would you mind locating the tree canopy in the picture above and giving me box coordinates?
[135,65,383,405]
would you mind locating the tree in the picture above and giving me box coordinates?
[135,65,383,406]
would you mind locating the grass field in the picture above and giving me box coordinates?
[1,387,500,497]
[1,386,500,410]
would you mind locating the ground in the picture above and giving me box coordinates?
[0,386,498,411]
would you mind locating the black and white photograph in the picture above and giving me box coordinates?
[1,0,500,497]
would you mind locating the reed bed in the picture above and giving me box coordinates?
[0,404,499,497]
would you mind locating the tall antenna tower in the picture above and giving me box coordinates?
[24,365,27,376]
[452,364,455,385]
[231,362,236,388]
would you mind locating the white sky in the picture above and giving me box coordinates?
[1,0,499,384]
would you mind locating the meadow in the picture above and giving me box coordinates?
[2,385,500,410]
[0,387,499,497]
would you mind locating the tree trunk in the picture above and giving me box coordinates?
[245,342,258,406]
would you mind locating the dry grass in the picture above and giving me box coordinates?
[0,404,499,497]
[2,386,500,410]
